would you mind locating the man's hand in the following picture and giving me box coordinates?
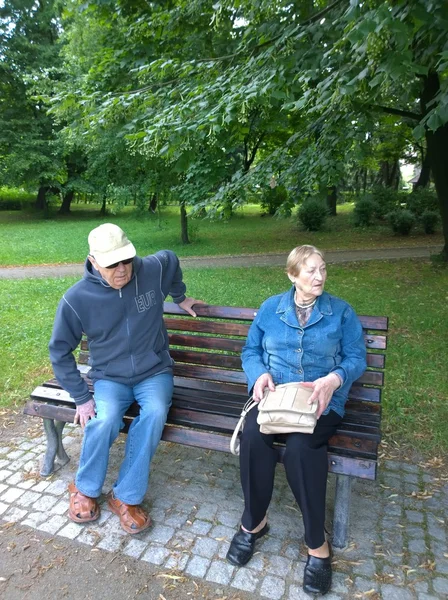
[178,297,207,317]
[253,373,275,402]
[301,373,342,418]
[74,398,96,429]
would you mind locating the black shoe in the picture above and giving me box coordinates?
[226,523,270,566]
[303,553,332,595]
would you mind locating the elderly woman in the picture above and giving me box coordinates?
[226,245,367,596]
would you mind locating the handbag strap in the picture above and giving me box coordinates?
[229,397,258,456]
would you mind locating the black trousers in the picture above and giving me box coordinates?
[239,406,342,549]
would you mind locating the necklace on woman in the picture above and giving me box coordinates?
[294,294,316,309]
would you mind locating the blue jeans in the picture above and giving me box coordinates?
[75,371,173,504]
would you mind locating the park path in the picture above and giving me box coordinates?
[0,244,443,279]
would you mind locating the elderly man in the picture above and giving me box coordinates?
[49,223,203,533]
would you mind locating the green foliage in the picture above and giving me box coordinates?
[353,196,377,227]
[370,186,401,220]
[388,209,416,235]
[297,198,328,232]
[260,185,290,216]
[421,209,439,234]
[406,188,439,217]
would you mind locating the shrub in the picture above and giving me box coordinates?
[406,188,439,217]
[387,209,416,235]
[260,185,290,216]
[420,209,439,234]
[298,198,328,231]
[353,196,377,227]
[371,186,401,219]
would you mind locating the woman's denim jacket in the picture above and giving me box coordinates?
[242,288,367,417]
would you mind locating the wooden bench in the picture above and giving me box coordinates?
[24,302,387,548]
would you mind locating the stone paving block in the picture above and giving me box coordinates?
[403,472,419,484]
[19,441,37,451]
[188,519,212,535]
[77,527,101,546]
[0,469,13,482]
[6,471,25,485]
[408,538,429,554]
[260,574,285,600]
[354,577,379,593]
[433,577,448,595]
[22,511,48,528]
[192,536,219,559]
[170,530,196,551]
[97,533,124,552]
[206,559,234,585]
[266,554,293,577]
[58,521,83,540]
[0,483,7,495]
[3,506,27,522]
[331,572,350,595]
[17,479,36,490]
[164,511,189,528]
[16,490,41,508]
[194,503,218,521]
[216,509,240,529]
[32,480,51,492]
[46,479,69,495]
[185,555,210,578]
[381,583,416,599]
[284,543,300,560]
[32,494,58,512]
[412,580,429,593]
[417,594,439,600]
[141,524,174,544]
[217,540,230,560]
[407,525,425,538]
[6,449,26,460]
[1,486,26,503]
[353,558,377,578]
[50,498,69,515]
[141,544,171,566]
[164,551,189,571]
[37,514,67,535]
[210,524,238,542]
[0,460,10,469]
[231,566,260,592]
[401,463,420,474]
[123,538,148,559]
[259,536,283,554]
[0,501,10,515]
[287,584,312,600]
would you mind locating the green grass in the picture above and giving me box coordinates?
[0,203,443,266]
[1,259,447,456]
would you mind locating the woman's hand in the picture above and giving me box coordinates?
[74,398,96,429]
[253,373,275,402]
[301,373,341,418]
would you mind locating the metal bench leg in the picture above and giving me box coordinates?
[332,474,352,548]
[41,418,70,477]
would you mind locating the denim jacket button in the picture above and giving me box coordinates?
[298,369,303,374]
[297,348,302,353]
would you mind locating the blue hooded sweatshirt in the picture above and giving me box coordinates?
[49,250,186,406]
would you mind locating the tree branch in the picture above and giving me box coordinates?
[372,104,421,121]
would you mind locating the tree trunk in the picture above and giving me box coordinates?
[59,190,74,214]
[426,123,448,260]
[100,195,107,216]
[327,186,337,216]
[35,186,48,210]
[414,152,431,189]
[422,71,448,260]
[149,193,158,213]
[180,203,190,244]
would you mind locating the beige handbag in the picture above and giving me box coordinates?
[230,382,318,455]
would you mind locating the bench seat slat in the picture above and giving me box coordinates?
[169,333,245,352]
[165,318,250,337]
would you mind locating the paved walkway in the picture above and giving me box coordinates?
[1,423,447,599]
[0,245,443,279]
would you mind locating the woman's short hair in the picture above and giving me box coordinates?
[286,245,325,277]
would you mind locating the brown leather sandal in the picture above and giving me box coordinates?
[107,492,152,534]
[68,482,100,523]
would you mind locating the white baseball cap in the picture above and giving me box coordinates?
[88,223,136,268]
